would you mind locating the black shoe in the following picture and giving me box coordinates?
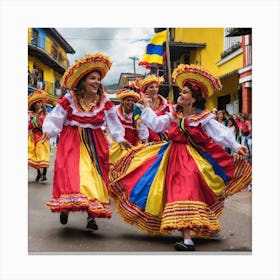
[35,172,41,182]
[86,217,98,230]
[40,175,47,182]
[60,212,68,225]
[174,242,195,251]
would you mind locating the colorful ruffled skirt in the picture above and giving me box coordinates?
[109,140,252,237]
[46,126,112,218]
[28,132,50,169]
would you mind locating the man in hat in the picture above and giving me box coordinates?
[109,88,148,165]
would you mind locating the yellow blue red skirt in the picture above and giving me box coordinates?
[109,136,251,238]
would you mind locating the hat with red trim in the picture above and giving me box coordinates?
[28,89,48,108]
[117,88,140,102]
[61,53,112,90]
[138,74,164,93]
[172,64,222,98]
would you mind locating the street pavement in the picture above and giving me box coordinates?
[28,148,252,254]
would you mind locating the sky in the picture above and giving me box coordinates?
[56,28,156,86]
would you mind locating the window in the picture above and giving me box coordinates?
[218,94,231,111]
[51,44,59,60]
[224,28,241,50]
[31,29,39,46]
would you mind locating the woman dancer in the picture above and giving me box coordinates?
[28,90,50,182]
[109,64,251,251]
[41,53,131,230]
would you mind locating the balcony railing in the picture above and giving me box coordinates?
[28,79,63,97]
[29,35,69,68]
[220,42,242,59]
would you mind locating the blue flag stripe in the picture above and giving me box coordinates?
[146,44,164,56]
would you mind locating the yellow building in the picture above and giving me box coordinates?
[156,28,252,115]
[28,28,75,110]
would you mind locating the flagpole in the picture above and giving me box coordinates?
[166,28,174,103]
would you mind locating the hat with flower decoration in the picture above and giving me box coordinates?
[28,89,48,109]
[61,53,112,90]
[138,74,164,93]
[172,64,222,98]
[117,88,140,102]
[128,78,140,90]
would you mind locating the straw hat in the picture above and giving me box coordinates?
[172,64,222,98]
[117,88,140,102]
[61,53,112,90]
[28,89,48,109]
[138,74,164,93]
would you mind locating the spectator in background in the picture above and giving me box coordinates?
[30,68,38,87]
[247,113,252,159]
[246,113,252,192]
[240,114,250,147]
[223,110,230,126]
[225,116,240,155]
[37,73,44,90]
[216,110,227,126]
[211,108,218,119]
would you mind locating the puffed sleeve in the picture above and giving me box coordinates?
[138,121,149,140]
[105,106,126,143]
[203,118,241,152]
[141,107,174,133]
[42,104,68,138]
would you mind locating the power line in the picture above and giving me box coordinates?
[63,37,150,41]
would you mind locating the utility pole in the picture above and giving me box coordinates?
[128,56,139,76]
[166,28,174,103]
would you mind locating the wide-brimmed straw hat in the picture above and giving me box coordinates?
[28,89,48,108]
[172,64,222,98]
[117,88,140,102]
[139,74,164,93]
[61,53,112,90]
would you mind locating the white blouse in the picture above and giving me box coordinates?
[141,107,241,152]
[42,92,126,143]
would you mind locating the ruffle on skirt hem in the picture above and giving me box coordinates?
[161,200,221,238]
[28,159,50,169]
[109,182,222,237]
[46,193,112,218]
[110,183,166,235]
[225,157,252,197]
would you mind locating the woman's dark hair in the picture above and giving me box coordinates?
[227,116,239,136]
[29,102,47,114]
[74,70,103,95]
[183,82,206,109]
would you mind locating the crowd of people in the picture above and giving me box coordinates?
[212,109,252,165]
[28,53,252,251]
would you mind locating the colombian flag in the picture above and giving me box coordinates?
[139,30,167,69]
[132,103,142,127]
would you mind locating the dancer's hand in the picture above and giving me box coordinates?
[236,146,249,157]
[119,140,132,150]
[233,146,249,159]
[41,132,50,143]
[142,97,153,108]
